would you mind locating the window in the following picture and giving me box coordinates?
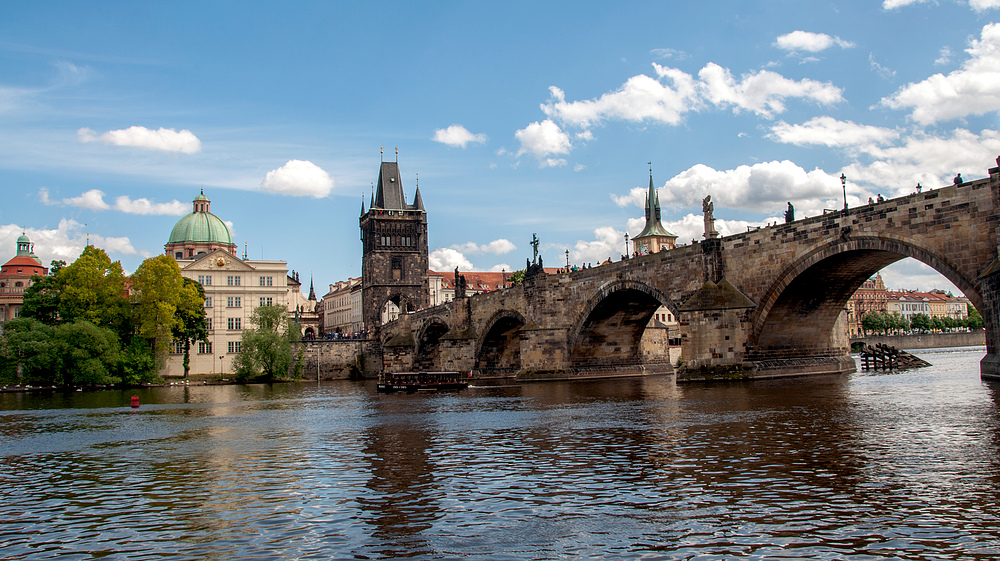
[227,296,241,307]
[259,276,272,286]
[206,318,212,331]
[259,297,273,306]
[227,275,241,286]
[392,257,402,281]
[175,252,183,259]
[198,341,213,354]
[198,275,212,286]
[170,341,183,354]
[204,297,213,308]
[228,341,242,353]
[228,317,242,330]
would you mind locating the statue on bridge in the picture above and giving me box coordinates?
[954,173,963,185]
[525,233,545,279]
[703,196,719,239]
[784,202,794,223]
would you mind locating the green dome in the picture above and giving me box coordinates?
[16,233,30,244]
[168,211,233,245]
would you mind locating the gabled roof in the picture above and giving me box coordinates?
[181,249,257,272]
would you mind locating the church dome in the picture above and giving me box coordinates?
[16,233,29,245]
[168,211,233,246]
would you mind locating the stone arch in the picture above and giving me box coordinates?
[568,279,677,368]
[748,234,983,360]
[378,292,417,325]
[414,317,450,371]
[476,310,527,375]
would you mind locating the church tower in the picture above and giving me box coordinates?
[359,160,428,335]
[631,171,677,256]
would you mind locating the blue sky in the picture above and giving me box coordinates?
[3,1,1000,297]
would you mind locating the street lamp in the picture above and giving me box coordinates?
[219,355,225,376]
[624,233,629,258]
[841,173,848,210]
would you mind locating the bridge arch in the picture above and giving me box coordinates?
[568,279,677,369]
[476,310,526,375]
[748,234,983,360]
[413,317,450,371]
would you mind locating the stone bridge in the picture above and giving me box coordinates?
[381,162,1000,382]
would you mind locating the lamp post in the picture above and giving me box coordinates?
[841,173,848,211]
[624,233,629,259]
[219,355,225,376]
[565,249,569,269]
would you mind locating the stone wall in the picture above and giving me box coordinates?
[852,331,986,350]
[292,340,380,380]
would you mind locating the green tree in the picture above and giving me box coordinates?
[508,270,525,285]
[130,255,187,368]
[58,246,128,332]
[173,278,208,378]
[19,260,66,325]
[233,304,293,382]
[910,313,932,332]
[0,317,57,385]
[861,311,885,335]
[119,336,157,386]
[966,305,984,329]
[52,320,121,386]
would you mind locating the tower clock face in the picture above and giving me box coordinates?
[639,243,649,256]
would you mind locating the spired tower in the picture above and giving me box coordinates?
[359,160,428,335]
[631,171,677,256]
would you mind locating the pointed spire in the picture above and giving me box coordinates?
[360,196,366,216]
[413,186,425,211]
[308,276,316,301]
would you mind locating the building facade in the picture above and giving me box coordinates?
[846,273,888,336]
[0,233,48,326]
[164,192,311,376]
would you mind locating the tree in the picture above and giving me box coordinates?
[0,317,57,385]
[58,246,129,331]
[967,305,984,329]
[861,311,886,335]
[173,278,208,378]
[130,255,187,367]
[53,320,121,386]
[233,304,293,382]
[910,313,932,332]
[19,260,66,325]
[508,270,525,285]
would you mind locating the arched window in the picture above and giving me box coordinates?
[14,281,23,288]
[391,257,402,281]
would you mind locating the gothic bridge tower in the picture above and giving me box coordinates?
[360,160,428,336]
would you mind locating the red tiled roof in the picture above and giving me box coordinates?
[1,255,47,276]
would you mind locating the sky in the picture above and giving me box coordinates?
[4,1,1000,298]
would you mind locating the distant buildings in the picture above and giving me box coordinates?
[0,233,48,326]
[846,272,970,336]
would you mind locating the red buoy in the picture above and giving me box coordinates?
[130,395,140,408]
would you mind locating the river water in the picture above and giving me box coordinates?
[2,347,999,560]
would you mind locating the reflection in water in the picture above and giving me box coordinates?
[1,348,999,559]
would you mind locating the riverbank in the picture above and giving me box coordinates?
[0,373,236,393]
[851,330,985,350]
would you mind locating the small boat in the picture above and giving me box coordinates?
[377,371,471,393]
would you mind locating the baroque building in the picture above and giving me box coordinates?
[0,233,48,325]
[164,191,311,376]
[359,161,428,334]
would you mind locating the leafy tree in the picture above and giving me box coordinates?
[233,304,293,382]
[0,317,57,385]
[967,305,984,329]
[861,311,885,335]
[19,260,66,325]
[119,336,158,386]
[910,313,932,332]
[58,246,128,332]
[931,316,946,332]
[53,320,121,386]
[508,270,525,285]
[173,278,207,378]
[130,255,187,367]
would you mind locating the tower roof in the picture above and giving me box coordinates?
[635,173,676,239]
[372,162,423,212]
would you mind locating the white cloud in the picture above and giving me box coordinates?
[570,226,628,265]
[697,63,843,118]
[540,158,567,168]
[113,196,187,215]
[489,263,512,272]
[432,124,488,148]
[451,239,517,255]
[770,117,900,148]
[650,48,689,60]
[429,247,474,271]
[0,219,137,267]
[970,0,1000,10]
[883,0,930,8]
[77,126,202,154]
[64,189,111,211]
[935,46,953,66]
[37,187,186,215]
[774,31,855,53]
[260,159,334,198]
[515,119,571,158]
[881,23,1000,124]
[869,53,897,79]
